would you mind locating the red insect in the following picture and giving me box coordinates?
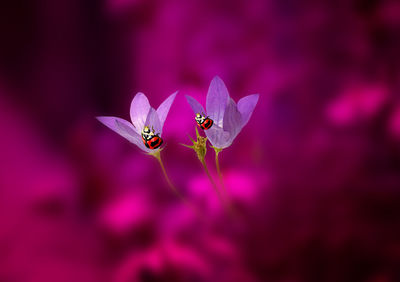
[195,113,214,130]
[141,126,163,150]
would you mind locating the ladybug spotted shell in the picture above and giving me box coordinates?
[199,118,213,130]
[143,135,163,149]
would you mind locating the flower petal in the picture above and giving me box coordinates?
[205,124,231,149]
[157,91,178,128]
[96,116,149,151]
[130,92,151,132]
[206,76,229,127]
[223,98,242,142]
[144,107,162,136]
[185,95,205,115]
[237,94,259,128]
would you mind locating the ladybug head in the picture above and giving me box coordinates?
[141,126,155,140]
[142,126,151,134]
[195,113,206,124]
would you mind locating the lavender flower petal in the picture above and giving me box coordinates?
[185,95,205,115]
[130,92,151,132]
[206,76,229,127]
[237,94,259,128]
[223,98,242,142]
[145,107,162,136]
[205,124,231,149]
[96,116,148,151]
[157,91,178,128]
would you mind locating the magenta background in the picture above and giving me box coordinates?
[1,0,400,281]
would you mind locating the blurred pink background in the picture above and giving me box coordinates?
[1,0,400,281]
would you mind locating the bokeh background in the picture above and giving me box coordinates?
[1,0,400,281]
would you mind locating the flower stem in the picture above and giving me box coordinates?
[150,150,204,220]
[200,159,233,216]
[180,127,232,216]
[213,147,239,217]
[154,151,179,196]
[200,160,222,202]
[214,147,227,196]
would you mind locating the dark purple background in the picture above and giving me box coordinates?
[1,0,400,281]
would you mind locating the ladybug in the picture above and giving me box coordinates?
[195,113,214,130]
[141,126,163,150]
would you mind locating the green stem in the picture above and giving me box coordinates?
[214,147,227,196]
[200,160,222,202]
[200,159,232,215]
[150,150,204,220]
[154,151,179,196]
[213,147,239,218]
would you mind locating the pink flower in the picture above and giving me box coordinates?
[186,76,259,149]
[97,92,177,153]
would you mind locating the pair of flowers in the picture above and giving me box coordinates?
[97,76,259,153]
[97,76,258,215]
